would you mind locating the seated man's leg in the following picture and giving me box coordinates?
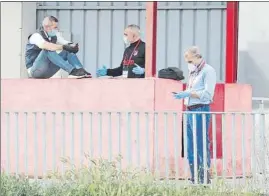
[59,50,91,75]
[46,50,91,77]
[61,50,91,70]
[57,50,82,68]
[67,52,83,69]
[31,50,88,78]
[30,50,60,79]
[45,50,76,73]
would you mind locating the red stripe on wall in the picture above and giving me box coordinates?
[145,2,157,77]
[225,2,239,83]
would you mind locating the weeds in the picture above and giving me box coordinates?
[0,156,263,196]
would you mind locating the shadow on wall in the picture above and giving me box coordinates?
[238,50,269,98]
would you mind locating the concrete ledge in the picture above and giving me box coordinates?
[1,79,252,178]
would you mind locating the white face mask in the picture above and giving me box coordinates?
[188,63,196,72]
[123,36,130,45]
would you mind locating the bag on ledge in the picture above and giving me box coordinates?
[158,67,185,81]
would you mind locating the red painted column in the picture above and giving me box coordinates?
[145,2,157,77]
[225,2,239,83]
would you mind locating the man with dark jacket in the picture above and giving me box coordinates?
[25,16,91,79]
[96,24,145,78]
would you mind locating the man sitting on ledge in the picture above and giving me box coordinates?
[25,16,91,79]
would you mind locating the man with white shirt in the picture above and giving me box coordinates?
[25,16,91,79]
[49,16,76,48]
[173,46,217,184]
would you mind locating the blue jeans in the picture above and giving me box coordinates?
[187,105,211,184]
[30,50,83,79]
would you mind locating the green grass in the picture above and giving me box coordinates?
[0,157,263,196]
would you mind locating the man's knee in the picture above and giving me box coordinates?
[46,50,58,55]
[40,49,55,53]
[39,49,58,58]
[46,50,65,60]
[67,51,77,56]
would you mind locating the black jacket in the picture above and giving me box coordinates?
[107,40,145,78]
[25,27,57,69]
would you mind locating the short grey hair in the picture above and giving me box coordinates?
[42,16,54,27]
[185,46,202,58]
[127,24,141,36]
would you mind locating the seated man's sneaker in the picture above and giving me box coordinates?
[83,69,92,77]
[68,68,91,78]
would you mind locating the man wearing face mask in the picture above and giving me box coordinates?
[173,46,216,184]
[25,16,91,79]
[49,16,79,52]
[96,24,145,78]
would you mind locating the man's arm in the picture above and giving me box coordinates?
[190,68,217,101]
[138,42,146,68]
[29,33,63,51]
[106,51,126,77]
[56,32,72,45]
[42,42,63,51]
[107,63,123,77]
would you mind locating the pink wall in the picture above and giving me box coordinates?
[1,79,252,178]
[210,84,252,177]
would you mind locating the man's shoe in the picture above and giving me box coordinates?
[82,69,92,78]
[68,68,88,78]
[82,69,92,76]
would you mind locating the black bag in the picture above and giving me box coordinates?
[158,67,185,81]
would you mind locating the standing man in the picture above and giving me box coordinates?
[25,16,91,79]
[96,24,145,78]
[173,46,216,184]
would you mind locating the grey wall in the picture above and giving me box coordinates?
[237,2,269,98]
[36,1,226,81]
[21,2,37,78]
[1,2,22,78]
